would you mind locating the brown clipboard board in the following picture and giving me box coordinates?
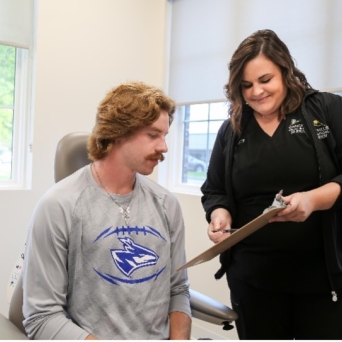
[177,207,284,271]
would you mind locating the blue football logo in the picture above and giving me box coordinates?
[111,237,159,277]
[93,225,167,285]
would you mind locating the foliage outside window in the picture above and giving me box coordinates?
[0,45,15,180]
[0,43,32,189]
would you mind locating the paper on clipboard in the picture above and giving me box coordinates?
[177,206,285,271]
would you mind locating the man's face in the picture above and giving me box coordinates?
[118,110,169,175]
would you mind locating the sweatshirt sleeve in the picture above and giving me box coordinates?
[165,194,191,318]
[22,190,90,340]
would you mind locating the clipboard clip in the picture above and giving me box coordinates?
[263,189,287,213]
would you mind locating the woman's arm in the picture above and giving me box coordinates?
[270,182,341,223]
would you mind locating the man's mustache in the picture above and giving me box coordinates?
[145,153,165,162]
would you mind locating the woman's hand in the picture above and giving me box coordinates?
[269,192,314,222]
[269,182,341,223]
[208,208,233,244]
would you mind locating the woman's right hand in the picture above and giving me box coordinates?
[208,208,233,244]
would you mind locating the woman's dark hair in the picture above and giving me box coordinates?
[225,29,312,133]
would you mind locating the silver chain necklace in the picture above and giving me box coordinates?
[92,163,136,226]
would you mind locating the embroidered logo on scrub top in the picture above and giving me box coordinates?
[313,120,330,139]
[288,119,305,134]
[288,119,329,139]
[93,226,167,285]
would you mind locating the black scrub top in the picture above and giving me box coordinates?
[230,110,334,293]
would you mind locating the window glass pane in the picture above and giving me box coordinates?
[188,123,209,158]
[189,103,209,121]
[0,45,15,181]
[182,154,207,185]
[180,102,229,186]
[0,108,14,146]
[209,102,229,120]
[0,109,13,180]
[188,121,208,134]
[182,119,208,186]
[208,119,224,158]
[0,45,16,107]
[209,119,224,134]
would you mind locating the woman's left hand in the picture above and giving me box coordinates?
[269,183,341,223]
[269,192,314,222]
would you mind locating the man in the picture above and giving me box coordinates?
[22,82,192,339]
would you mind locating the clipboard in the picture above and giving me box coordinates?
[177,206,285,271]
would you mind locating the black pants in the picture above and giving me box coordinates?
[227,275,342,340]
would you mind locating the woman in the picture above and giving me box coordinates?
[201,29,342,339]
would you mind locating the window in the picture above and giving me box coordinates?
[0,0,34,189]
[0,44,32,189]
[181,102,228,184]
[161,101,228,195]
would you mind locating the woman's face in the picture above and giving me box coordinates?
[241,54,287,117]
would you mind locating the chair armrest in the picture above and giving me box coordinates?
[0,313,28,340]
[189,289,238,326]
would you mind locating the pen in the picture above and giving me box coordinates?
[211,228,239,233]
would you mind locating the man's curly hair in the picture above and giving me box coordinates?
[88,81,175,161]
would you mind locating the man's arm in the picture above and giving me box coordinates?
[167,194,192,339]
[169,311,192,340]
[23,191,90,339]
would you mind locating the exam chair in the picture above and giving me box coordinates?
[0,132,237,340]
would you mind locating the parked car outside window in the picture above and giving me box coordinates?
[187,155,206,172]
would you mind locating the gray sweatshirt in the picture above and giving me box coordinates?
[23,164,191,339]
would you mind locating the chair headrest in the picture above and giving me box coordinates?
[54,132,92,183]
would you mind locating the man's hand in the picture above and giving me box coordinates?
[85,334,97,340]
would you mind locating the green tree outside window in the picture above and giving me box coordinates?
[0,44,15,179]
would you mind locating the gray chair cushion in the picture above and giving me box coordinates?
[0,313,28,340]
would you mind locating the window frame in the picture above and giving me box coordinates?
[0,45,33,189]
[159,100,227,196]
